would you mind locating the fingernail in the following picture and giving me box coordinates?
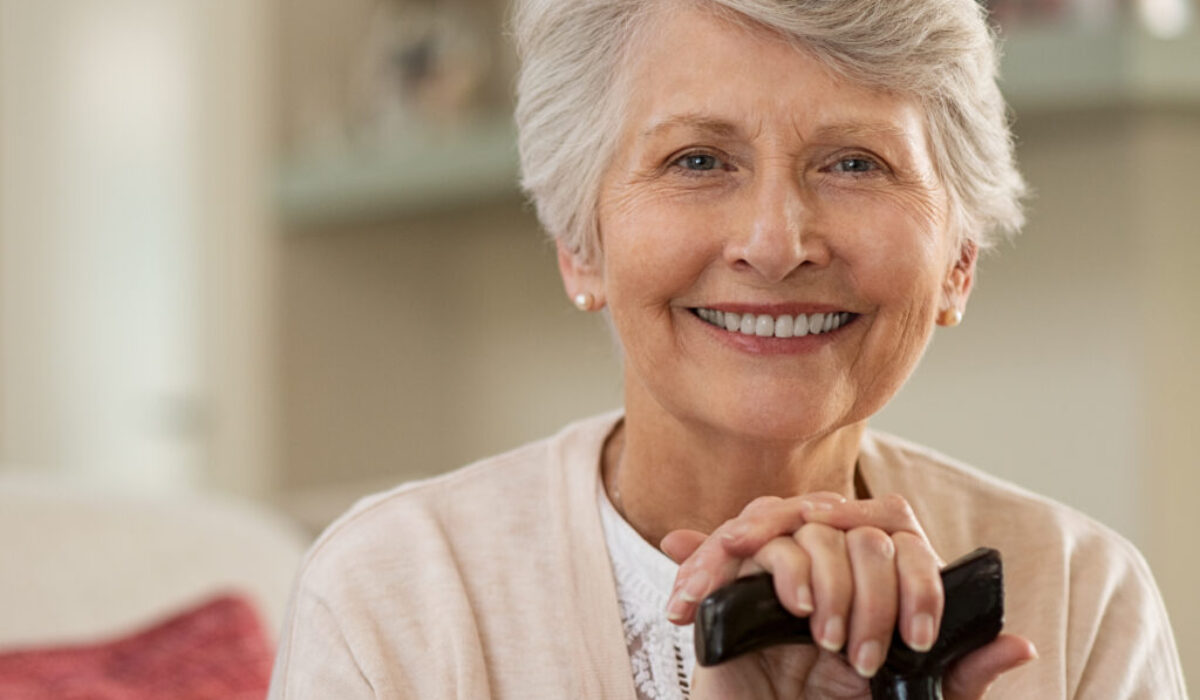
[817,492,849,503]
[819,616,845,652]
[910,613,935,652]
[666,598,687,623]
[800,499,835,513]
[794,585,814,614]
[853,640,884,678]
[721,524,747,542]
[677,571,711,603]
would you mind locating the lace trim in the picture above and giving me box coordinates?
[598,475,696,699]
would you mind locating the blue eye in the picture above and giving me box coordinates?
[675,153,722,171]
[832,157,878,174]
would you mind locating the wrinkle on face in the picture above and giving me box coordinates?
[605,92,947,231]
[589,2,967,446]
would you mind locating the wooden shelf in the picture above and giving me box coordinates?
[276,116,519,229]
[275,28,1200,228]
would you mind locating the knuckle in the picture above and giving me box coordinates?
[911,575,945,611]
[743,495,783,515]
[677,550,712,578]
[894,531,941,567]
[738,558,767,577]
[716,519,745,539]
[856,588,897,622]
[754,539,787,571]
[761,534,789,556]
[882,493,915,521]
[848,527,895,560]
[796,522,843,549]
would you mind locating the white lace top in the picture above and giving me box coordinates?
[597,475,697,699]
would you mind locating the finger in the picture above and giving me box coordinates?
[796,493,931,542]
[734,558,766,577]
[844,527,898,679]
[795,523,852,654]
[720,492,848,557]
[660,529,707,564]
[666,525,745,625]
[748,535,815,617]
[893,531,944,653]
[943,634,1038,699]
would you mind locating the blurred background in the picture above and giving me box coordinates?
[0,0,1197,688]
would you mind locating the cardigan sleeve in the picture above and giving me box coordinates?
[1066,533,1188,699]
[268,584,380,700]
[265,486,497,700]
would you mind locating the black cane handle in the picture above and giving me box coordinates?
[694,547,1004,700]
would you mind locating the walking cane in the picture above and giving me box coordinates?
[694,547,1004,700]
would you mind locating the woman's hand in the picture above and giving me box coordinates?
[660,494,1036,699]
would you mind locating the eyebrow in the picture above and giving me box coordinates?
[809,122,912,144]
[639,112,913,145]
[639,113,743,140]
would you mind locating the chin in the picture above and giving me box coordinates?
[691,401,851,446]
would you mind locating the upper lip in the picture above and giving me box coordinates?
[689,303,854,315]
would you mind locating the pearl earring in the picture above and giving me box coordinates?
[940,308,963,327]
[573,292,596,311]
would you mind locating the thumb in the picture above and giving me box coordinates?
[659,529,707,564]
[943,633,1038,699]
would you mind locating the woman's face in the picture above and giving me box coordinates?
[563,6,974,443]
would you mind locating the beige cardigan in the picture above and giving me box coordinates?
[269,413,1187,698]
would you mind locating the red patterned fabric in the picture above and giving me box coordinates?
[0,593,274,700]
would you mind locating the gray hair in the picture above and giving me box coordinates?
[513,0,1026,264]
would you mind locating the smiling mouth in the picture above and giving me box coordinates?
[691,308,858,338]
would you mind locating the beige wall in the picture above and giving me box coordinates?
[279,202,621,495]
[1139,110,1200,688]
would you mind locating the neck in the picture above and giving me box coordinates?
[603,405,866,551]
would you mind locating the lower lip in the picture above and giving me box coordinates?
[690,311,858,356]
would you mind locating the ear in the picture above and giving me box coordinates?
[556,238,606,310]
[937,239,978,326]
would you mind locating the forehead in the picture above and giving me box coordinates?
[617,4,929,146]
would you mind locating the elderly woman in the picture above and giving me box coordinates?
[270,0,1187,698]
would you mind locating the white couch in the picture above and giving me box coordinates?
[0,471,310,649]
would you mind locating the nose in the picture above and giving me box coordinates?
[724,165,827,283]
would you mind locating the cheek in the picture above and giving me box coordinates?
[601,199,718,304]
[826,195,949,303]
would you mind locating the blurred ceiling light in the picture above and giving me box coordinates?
[1137,0,1193,38]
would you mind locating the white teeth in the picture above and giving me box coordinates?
[695,308,853,337]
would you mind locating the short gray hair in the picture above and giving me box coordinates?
[513,0,1026,264]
